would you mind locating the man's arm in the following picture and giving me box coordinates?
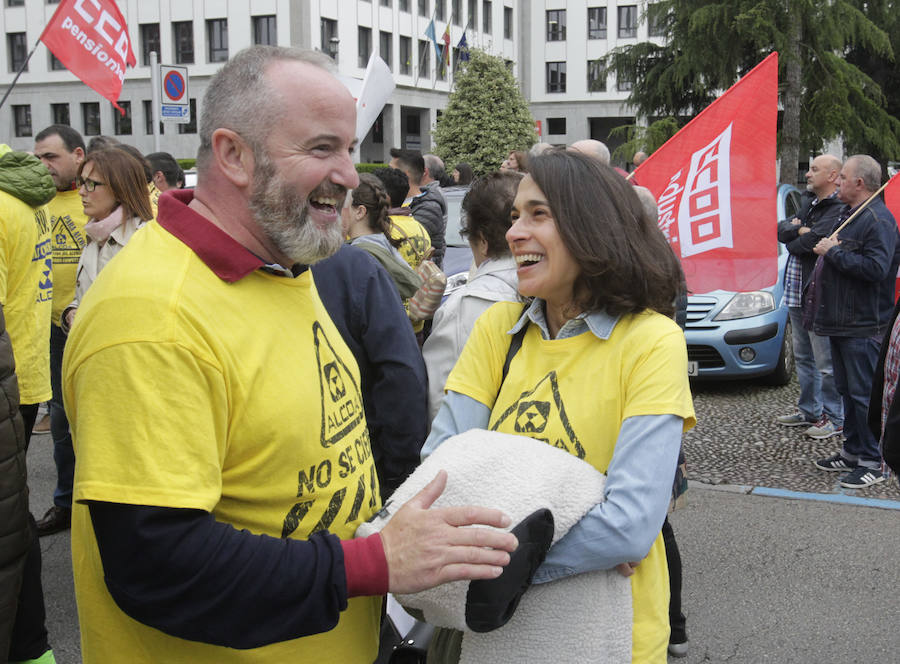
[817,213,897,282]
[89,475,516,648]
[785,203,843,255]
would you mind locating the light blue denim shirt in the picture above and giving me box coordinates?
[423,299,684,582]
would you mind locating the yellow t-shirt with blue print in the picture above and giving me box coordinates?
[63,220,381,663]
[390,214,432,333]
[446,301,696,663]
[0,190,52,404]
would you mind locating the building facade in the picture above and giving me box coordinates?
[2,0,660,164]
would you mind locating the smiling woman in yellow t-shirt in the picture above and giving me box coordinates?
[423,149,696,663]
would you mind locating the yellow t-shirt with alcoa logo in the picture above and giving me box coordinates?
[46,188,88,326]
[63,220,381,664]
[0,190,52,404]
[446,301,695,663]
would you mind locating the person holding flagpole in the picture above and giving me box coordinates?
[811,155,900,488]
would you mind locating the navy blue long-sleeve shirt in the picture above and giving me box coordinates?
[313,244,428,498]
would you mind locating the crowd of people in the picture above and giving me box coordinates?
[1,43,898,664]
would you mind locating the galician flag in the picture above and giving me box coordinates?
[633,53,779,294]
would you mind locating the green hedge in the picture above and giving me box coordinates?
[177,158,196,170]
[356,162,387,173]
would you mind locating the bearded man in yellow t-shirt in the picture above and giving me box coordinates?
[62,46,518,664]
[32,124,89,538]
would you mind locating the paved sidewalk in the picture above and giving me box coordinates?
[24,430,900,663]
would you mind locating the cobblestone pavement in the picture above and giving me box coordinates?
[685,375,900,500]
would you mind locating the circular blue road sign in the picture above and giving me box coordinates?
[164,71,186,101]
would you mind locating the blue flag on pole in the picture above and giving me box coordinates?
[457,31,470,62]
[425,20,442,61]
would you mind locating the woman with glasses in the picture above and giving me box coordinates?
[422,150,695,662]
[61,148,153,333]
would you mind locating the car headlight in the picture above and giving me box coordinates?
[713,291,775,321]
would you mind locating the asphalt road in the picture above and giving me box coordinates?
[22,375,900,663]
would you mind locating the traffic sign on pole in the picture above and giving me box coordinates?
[159,64,190,123]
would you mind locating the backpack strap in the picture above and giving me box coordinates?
[500,304,530,385]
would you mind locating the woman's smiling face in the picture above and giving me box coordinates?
[506,175,581,310]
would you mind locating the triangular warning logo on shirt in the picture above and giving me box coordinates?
[52,214,87,264]
[491,371,586,460]
[313,321,365,448]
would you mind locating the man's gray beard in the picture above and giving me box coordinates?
[248,156,343,266]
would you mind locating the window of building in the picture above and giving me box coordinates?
[140,23,160,66]
[546,61,566,93]
[504,6,513,39]
[482,1,492,33]
[587,7,607,39]
[547,117,566,135]
[587,60,606,92]
[373,111,384,143]
[321,18,338,60]
[648,3,667,37]
[113,101,132,135]
[618,5,637,38]
[49,52,65,70]
[399,36,411,75]
[207,19,228,63]
[12,104,31,137]
[406,113,420,136]
[46,0,59,4]
[436,0,446,21]
[51,103,69,126]
[142,100,165,135]
[82,102,100,136]
[178,99,197,134]
[468,0,476,26]
[7,32,28,73]
[252,15,277,46]
[381,0,391,5]
[172,22,194,64]
[380,31,392,70]
[7,0,25,6]
[358,27,371,68]
[399,0,409,10]
[418,0,428,15]
[452,0,461,25]
[546,10,566,41]
[418,39,430,78]
[617,73,633,91]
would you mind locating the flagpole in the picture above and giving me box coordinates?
[0,36,41,112]
[828,174,899,240]
[414,6,437,87]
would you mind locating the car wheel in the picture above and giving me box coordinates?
[765,318,794,386]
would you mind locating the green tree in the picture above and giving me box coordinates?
[433,49,536,176]
[603,0,900,184]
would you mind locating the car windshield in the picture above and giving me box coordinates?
[443,186,469,247]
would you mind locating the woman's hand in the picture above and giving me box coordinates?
[65,308,76,328]
[615,561,640,577]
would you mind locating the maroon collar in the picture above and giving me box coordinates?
[157,190,265,283]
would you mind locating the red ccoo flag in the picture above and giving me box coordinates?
[634,53,779,294]
[885,172,900,227]
[40,0,136,114]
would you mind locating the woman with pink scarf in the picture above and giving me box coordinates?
[61,148,153,333]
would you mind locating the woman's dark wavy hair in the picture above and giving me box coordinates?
[527,150,681,317]
[352,173,402,248]
[461,170,523,258]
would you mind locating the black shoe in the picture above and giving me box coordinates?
[36,505,71,537]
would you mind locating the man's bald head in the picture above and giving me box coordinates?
[568,139,610,165]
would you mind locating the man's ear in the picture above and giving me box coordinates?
[73,146,85,165]
[210,128,254,188]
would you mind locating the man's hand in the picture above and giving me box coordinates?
[615,561,640,578]
[814,236,839,255]
[790,217,801,226]
[380,470,519,595]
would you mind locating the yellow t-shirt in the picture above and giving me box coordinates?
[446,302,695,663]
[63,221,381,664]
[390,215,432,333]
[47,189,88,326]
[0,190,52,404]
[147,181,160,217]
